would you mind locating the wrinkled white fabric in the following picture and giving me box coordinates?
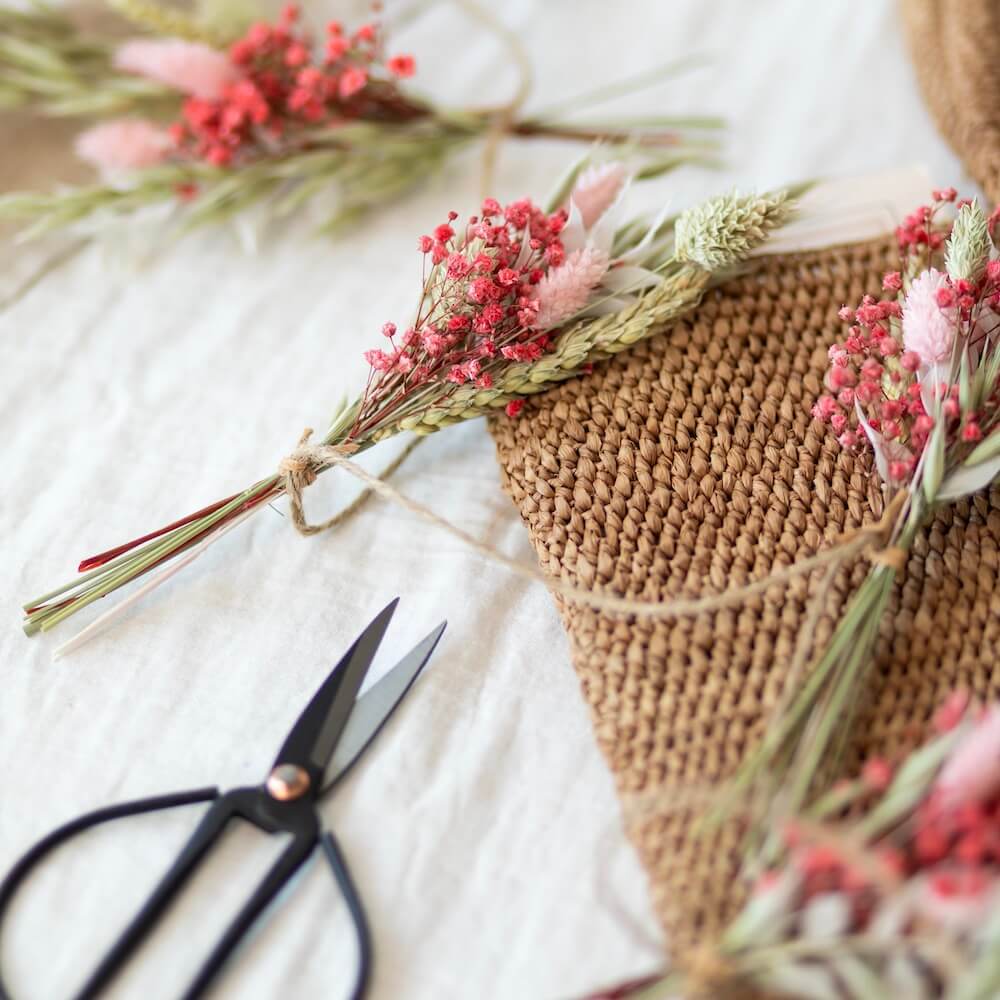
[0,1,971,997]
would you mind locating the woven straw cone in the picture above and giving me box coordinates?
[489,238,1000,964]
[902,0,1000,203]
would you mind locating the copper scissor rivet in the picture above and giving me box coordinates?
[266,764,311,801]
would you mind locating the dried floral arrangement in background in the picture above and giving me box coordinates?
[21,158,795,649]
[0,2,720,238]
[719,190,1000,832]
[592,693,1000,999]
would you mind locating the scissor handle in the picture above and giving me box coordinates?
[1,792,372,1000]
[0,787,219,1000]
[321,832,372,1000]
[181,827,373,1000]
[73,789,245,1000]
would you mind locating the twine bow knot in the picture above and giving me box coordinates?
[278,428,422,538]
[277,435,321,490]
[278,429,356,536]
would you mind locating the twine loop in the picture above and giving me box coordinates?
[278,429,355,537]
[278,429,423,538]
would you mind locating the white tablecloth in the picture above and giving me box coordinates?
[0,2,972,997]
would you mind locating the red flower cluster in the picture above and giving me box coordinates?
[778,792,1000,929]
[811,289,921,480]
[354,197,569,435]
[813,194,1000,485]
[758,711,1000,942]
[170,5,416,167]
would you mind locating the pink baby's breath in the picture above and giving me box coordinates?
[387,54,416,78]
[338,66,368,99]
[114,39,242,100]
[349,194,582,439]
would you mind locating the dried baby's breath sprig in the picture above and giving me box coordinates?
[0,5,722,239]
[0,123,468,240]
[589,695,1000,1000]
[21,166,796,644]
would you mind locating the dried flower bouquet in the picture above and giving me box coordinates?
[593,693,1000,1000]
[720,190,1000,827]
[21,160,795,642]
[0,3,720,238]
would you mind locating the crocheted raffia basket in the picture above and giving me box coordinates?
[488,237,1000,963]
[902,0,1000,203]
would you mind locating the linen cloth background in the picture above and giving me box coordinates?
[0,2,973,997]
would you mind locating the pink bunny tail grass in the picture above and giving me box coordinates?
[114,38,241,100]
[74,119,173,173]
[571,162,628,229]
[902,267,958,364]
[532,246,610,330]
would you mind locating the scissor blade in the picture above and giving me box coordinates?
[323,621,446,792]
[272,599,398,778]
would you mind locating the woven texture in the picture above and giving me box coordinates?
[902,0,1000,203]
[489,238,1000,962]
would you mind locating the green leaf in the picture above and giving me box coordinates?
[951,906,1000,1000]
[921,421,945,504]
[833,956,892,1000]
[959,350,972,412]
[761,964,840,1000]
[966,430,1000,465]
[938,452,1000,501]
[721,871,799,948]
[856,727,961,839]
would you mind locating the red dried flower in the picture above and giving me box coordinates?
[387,54,416,78]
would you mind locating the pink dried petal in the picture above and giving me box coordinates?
[902,268,958,364]
[935,706,1000,805]
[531,246,609,330]
[114,39,241,100]
[571,162,627,229]
[74,119,172,173]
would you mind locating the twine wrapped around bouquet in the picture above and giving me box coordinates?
[488,236,1000,964]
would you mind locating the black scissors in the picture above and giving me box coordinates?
[0,600,445,1000]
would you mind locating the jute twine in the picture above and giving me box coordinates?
[277,434,910,622]
[901,0,1000,203]
[277,428,909,624]
[485,236,1000,964]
